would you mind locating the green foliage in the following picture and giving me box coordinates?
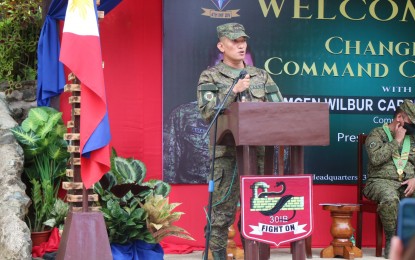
[0,0,42,94]
[11,106,69,232]
[43,198,70,230]
[11,107,69,165]
[112,156,147,185]
[29,178,54,232]
[98,196,154,244]
[95,148,182,244]
[140,195,194,243]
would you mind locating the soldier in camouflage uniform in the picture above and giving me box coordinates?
[163,101,211,184]
[364,99,415,258]
[197,23,283,260]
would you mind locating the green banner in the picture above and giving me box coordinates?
[163,0,415,184]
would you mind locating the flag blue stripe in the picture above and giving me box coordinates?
[83,112,111,155]
[37,0,123,106]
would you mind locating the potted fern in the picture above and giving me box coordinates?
[10,106,69,243]
[94,148,194,260]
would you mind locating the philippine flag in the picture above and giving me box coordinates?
[60,0,111,189]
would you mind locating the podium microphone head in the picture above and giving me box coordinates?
[239,70,248,79]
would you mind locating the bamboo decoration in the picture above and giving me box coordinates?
[62,73,100,213]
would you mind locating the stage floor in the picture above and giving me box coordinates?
[164,247,383,259]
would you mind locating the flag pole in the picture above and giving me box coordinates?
[62,75,97,212]
[57,74,112,260]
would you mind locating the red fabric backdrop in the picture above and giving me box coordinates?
[59,0,379,251]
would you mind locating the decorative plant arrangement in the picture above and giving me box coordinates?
[0,0,42,94]
[11,106,70,233]
[43,198,69,231]
[139,194,193,243]
[94,148,194,256]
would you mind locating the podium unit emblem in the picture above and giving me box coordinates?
[240,175,313,246]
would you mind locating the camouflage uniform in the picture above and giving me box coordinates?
[364,125,415,257]
[163,101,211,184]
[197,60,283,254]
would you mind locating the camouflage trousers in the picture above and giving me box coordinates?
[363,179,415,243]
[206,153,264,253]
[206,156,239,252]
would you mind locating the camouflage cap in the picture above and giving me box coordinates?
[400,99,415,123]
[217,23,249,40]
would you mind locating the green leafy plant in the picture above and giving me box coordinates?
[43,198,70,231]
[11,106,69,232]
[140,195,194,243]
[0,0,42,94]
[94,148,193,244]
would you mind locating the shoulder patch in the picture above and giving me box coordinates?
[204,91,214,102]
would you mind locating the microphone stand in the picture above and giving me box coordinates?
[202,76,241,260]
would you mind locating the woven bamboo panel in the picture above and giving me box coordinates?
[73,108,81,115]
[64,84,81,92]
[62,182,84,190]
[66,169,74,178]
[67,145,80,153]
[71,158,81,166]
[72,206,102,212]
[67,121,74,128]
[69,96,81,103]
[67,194,98,203]
[64,133,80,141]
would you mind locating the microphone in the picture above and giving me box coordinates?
[237,70,248,102]
[238,70,248,80]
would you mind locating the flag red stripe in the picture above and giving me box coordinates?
[60,30,110,188]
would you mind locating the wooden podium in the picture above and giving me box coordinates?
[213,102,330,260]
